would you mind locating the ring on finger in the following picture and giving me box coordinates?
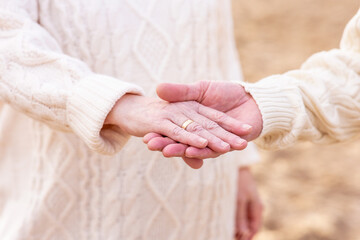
[181,119,194,130]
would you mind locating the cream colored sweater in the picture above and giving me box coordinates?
[0,0,259,239]
[242,9,360,149]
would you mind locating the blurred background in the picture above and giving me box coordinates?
[231,1,360,240]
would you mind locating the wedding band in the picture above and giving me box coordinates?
[181,119,194,130]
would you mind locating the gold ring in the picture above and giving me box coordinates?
[181,119,194,130]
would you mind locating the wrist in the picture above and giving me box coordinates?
[104,94,142,128]
[105,94,163,137]
[67,74,144,154]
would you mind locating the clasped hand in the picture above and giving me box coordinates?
[105,81,263,169]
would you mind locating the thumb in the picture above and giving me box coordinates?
[156,82,204,102]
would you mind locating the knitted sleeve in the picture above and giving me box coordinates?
[240,9,360,150]
[0,1,144,154]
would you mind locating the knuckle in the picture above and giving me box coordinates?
[213,111,227,122]
[187,123,203,133]
[203,121,219,131]
[172,127,183,137]
[198,81,210,91]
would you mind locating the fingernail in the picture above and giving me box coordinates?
[236,138,246,146]
[242,124,252,131]
[221,142,230,149]
[199,138,208,146]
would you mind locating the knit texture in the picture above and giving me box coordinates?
[241,8,360,150]
[0,0,259,239]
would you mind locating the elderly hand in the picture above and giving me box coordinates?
[235,167,263,240]
[105,94,251,153]
[143,81,263,168]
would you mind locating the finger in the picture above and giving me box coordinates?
[182,157,204,169]
[197,104,252,137]
[249,201,263,238]
[236,198,251,240]
[146,135,218,161]
[170,115,230,153]
[156,82,204,102]
[147,137,176,151]
[146,138,204,169]
[161,143,204,169]
[185,146,222,159]
[162,143,220,161]
[143,133,163,143]
[183,121,231,153]
[157,122,208,149]
[146,136,225,160]
[188,108,248,150]
[162,143,188,157]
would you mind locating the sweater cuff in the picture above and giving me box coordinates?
[238,76,303,148]
[67,74,144,155]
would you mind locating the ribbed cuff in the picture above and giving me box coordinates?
[67,74,144,155]
[238,75,303,147]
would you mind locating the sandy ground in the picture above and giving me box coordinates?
[232,1,360,240]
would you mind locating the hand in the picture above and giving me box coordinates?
[143,81,263,164]
[235,167,263,240]
[105,94,251,153]
[143,132,212,169]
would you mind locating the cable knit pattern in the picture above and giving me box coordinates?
[0,0,260,239]
[0,0,145,155]
[240,8,360,150]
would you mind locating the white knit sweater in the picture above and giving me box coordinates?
[0,0,259,239]
[241,8,360,149]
